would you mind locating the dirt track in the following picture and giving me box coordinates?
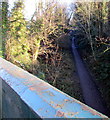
[71,37,109,116]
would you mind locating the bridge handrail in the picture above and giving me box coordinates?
[0,57,108,118]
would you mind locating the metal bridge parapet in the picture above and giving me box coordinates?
[0,57,108,118]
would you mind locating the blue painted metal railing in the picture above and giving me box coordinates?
[0,57,108,118]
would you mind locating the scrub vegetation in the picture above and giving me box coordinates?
[1,0,83,101]
[71,1,110,109]
[1,0,110,106]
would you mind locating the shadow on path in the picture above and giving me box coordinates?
[71,37,109,116]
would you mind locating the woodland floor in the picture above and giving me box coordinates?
[54,49,83,102]
[37,34,84,102]
[86,57,110,112]
[79,49,110,114]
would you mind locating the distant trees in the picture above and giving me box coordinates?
[27,0,69,83]
[72,0,110,108]
[1,2,8,57]
[72,1,110,60]
[28,0,68,62]
[6,0,31,69]
[5,0,69,84]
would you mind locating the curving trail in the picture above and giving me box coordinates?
[71,37,109,116]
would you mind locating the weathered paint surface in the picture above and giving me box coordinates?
[2,79,41,118]
[0,57,108,118]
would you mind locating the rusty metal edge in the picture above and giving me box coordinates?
[0,57,108,118]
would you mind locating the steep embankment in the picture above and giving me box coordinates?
[37,33,83,102]
[71,37,109,116]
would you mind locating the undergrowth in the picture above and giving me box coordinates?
[32,34,83,102]
[79,41,110,110]
[37,49,83,102]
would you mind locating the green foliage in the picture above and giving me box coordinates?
[6,1,31,69]
[5,0,83,102]
[27,1,72,87]
[72,1,110,108]
[1,2,8,57]
[37,71,45,80]
[2,2,8,32]
[27,1,69,64]
[73,1,110,60]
